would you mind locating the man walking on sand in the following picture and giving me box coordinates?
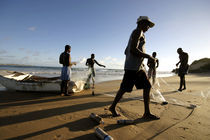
[59,45,76,96]
[147,52,159,85]
[176,48,189,92]
[85,54,106,89]
[109,16,159,120]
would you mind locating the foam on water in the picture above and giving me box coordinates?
[0,65,173,84]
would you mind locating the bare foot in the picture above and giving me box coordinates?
[142,113,160,120]
[109,107,120,117]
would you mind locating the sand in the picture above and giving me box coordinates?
[0,73,210,140]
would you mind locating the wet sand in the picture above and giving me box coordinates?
[0,73,210,140]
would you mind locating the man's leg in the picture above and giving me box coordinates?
[179,75,184,91]
[152,69,156,85]
[143,88,151,115]
[61,80,65,96]
[152,74,156,85]
[64,80,69,95]
[92,76,95,88]
[109,88,126,117]
[92,69,95,88]
[86,74,91,84]
[183,75,186,90]
[85,74,91,89]
[148,68,152,79]
[142,87,160,119]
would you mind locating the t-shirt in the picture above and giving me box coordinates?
[124,29,146,71]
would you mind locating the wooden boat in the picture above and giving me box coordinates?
[0,71,85,92]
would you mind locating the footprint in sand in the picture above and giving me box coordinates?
[180,136,185,139]
[179,126,189,130]
[173,118,179,120]
[53,134,63,140]
[57,115,72,121]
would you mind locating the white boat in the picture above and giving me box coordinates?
[0,71,85,92]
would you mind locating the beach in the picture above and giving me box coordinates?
[0,72,210,140]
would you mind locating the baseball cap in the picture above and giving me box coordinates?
[137,16,155,28]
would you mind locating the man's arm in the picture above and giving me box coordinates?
[124,47,128,55]
[69,54,76,66]
[86,59,89,66]
[185,53,189,65]
[129,29,155,61]
[176,61,180,67]
[94,60,105,68]
[156,59,159,68]
[147,59,150,67]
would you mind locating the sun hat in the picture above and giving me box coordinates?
[137,16,155,28]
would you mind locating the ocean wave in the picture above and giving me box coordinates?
[0,65,174,83]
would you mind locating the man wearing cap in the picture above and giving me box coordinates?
[59,45,76,96]
[176,48,189,91]
[109,16,159,119]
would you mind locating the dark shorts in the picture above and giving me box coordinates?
[178,64,189,77]
[120,70,151,92]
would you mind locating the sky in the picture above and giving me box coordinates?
[0,0,210,71]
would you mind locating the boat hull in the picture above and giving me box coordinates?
[0,71,85,92]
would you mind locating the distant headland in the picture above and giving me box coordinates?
[189,58,210,73]
[172,58,210,73]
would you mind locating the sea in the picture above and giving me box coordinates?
[0,65,174,83]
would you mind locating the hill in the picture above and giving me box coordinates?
[171,58,210,73]
[189,58,210,73]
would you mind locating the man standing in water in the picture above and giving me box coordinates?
[109,16,159,119]
[85,54,106,89]
[176,48,189,92]
[59,45,76,96]
[147,52,159,85]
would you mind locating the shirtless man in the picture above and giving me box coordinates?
[59,45,76,96]
[147,52,159,85]
[176,48,189,91]
[85,54,105,88]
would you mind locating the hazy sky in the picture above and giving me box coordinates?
[0,0,210,71]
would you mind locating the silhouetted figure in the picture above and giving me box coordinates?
[59,45,76,96]
[85,54,105,89]
[147,52,159,85]
[176,48,189,92]
[109,16,159,120]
